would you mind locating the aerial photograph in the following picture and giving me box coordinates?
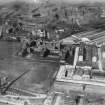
[1,0,105,105]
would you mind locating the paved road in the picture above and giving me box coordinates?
[54,80,105,97]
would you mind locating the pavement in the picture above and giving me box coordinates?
[54,80,105,97]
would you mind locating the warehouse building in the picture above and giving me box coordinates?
[52,30,105,104]
[60,30,105,71]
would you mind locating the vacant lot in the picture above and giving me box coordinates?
[0,41,59,93]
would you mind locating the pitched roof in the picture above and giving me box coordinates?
[62,30,105,46]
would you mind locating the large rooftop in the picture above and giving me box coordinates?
[62,29,105,46]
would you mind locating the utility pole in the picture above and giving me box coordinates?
[98,47,103,71]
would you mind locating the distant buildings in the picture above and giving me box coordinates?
[100,7,105,18]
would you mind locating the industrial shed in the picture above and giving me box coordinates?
[60,30,105,71]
